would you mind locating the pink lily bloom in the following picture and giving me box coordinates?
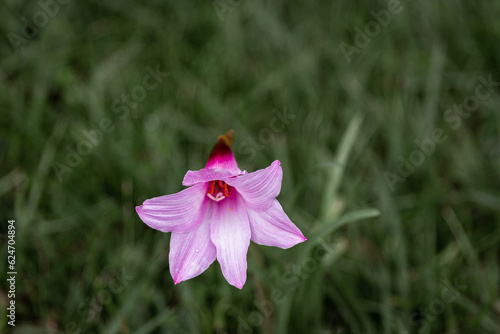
[136,130,306,289]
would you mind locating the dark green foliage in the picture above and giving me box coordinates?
[1,0,499,333]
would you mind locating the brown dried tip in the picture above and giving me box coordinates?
[218,130,234,148]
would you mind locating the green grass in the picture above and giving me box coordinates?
[1,0,500,333]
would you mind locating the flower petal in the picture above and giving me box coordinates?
[224,160,282,212]
[136,183,207,233]
[248,199,306,249]
[210,192,251,289]
[182,168,238,186]
[169,203,217,284]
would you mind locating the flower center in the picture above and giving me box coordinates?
[206,180,230,202]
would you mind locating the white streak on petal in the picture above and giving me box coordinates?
[169,201,216,284]
[136,183,207,233]
[210,192,251,289]
[248,199,306,249]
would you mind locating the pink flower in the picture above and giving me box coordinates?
[136,130,306,289]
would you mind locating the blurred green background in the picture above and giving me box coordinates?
[1,0,500,333]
